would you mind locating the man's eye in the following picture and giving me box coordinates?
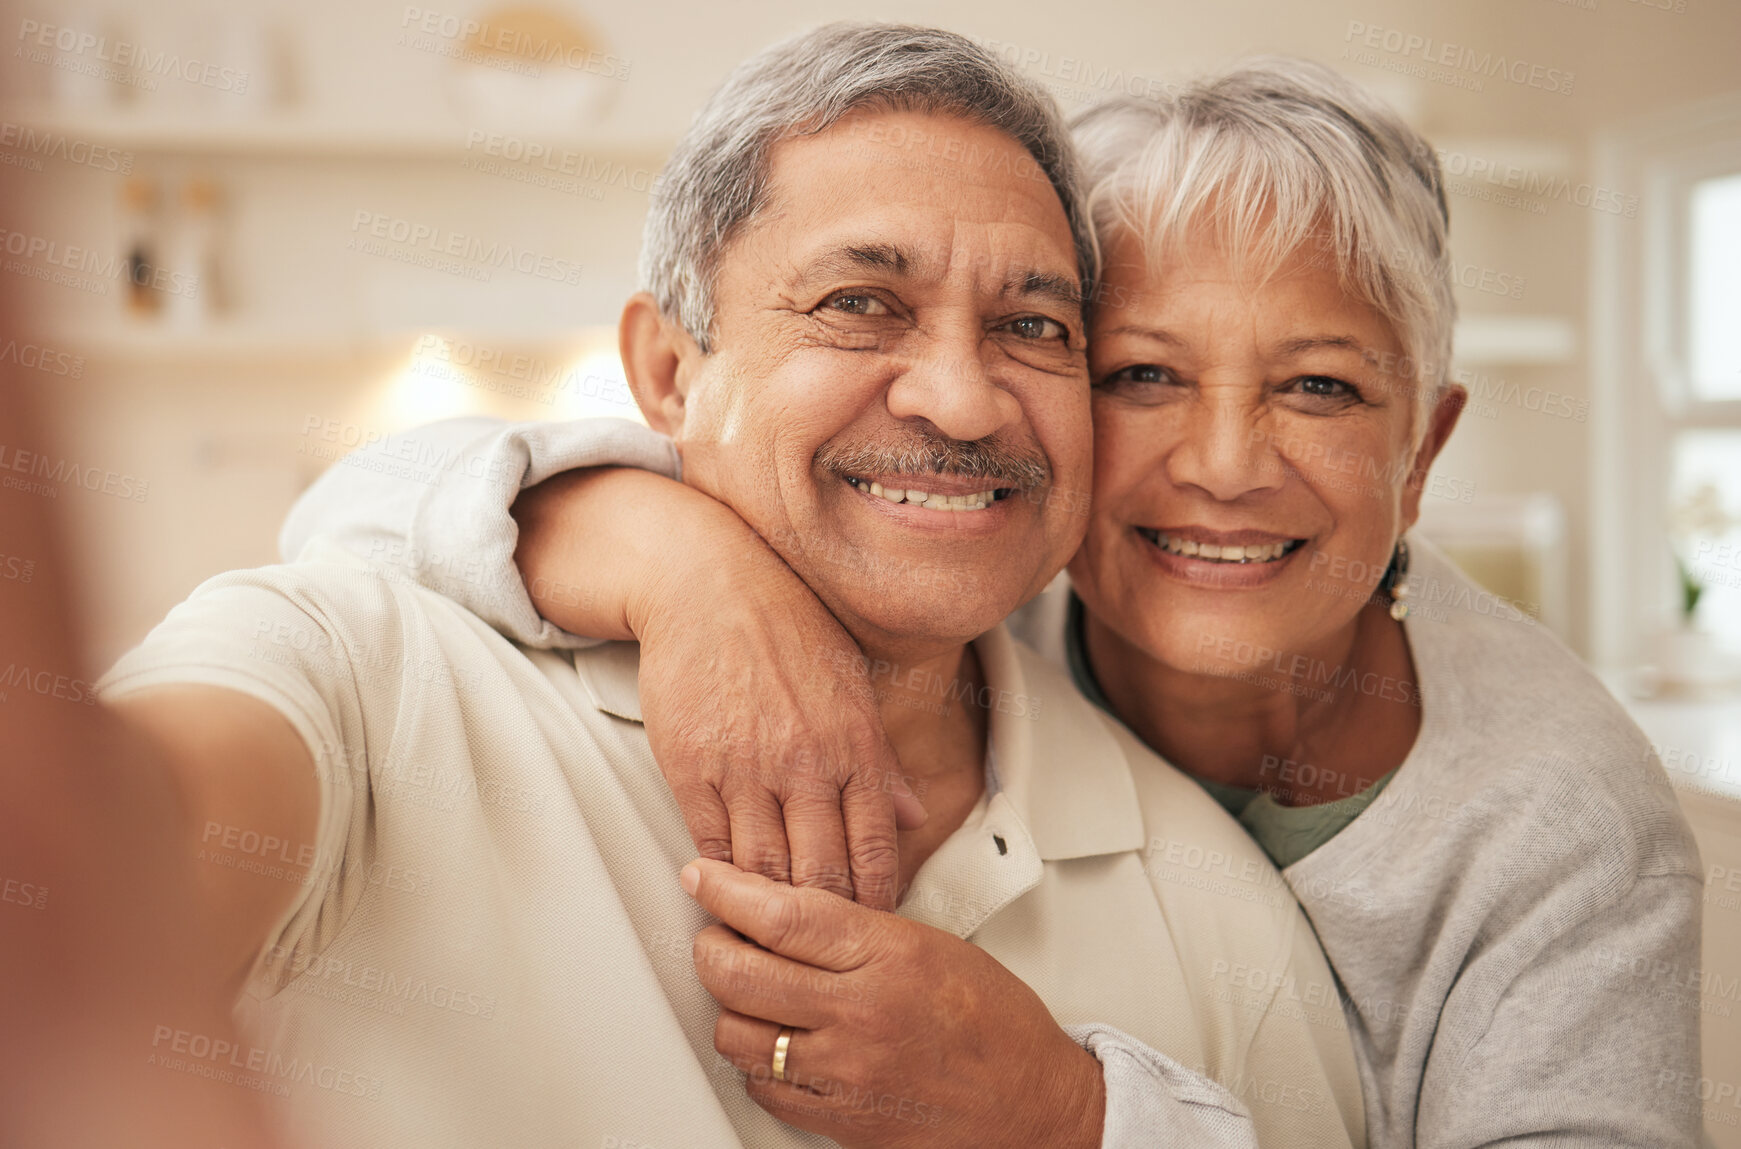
[1099,364,1174,387]
[822,292,889,316]
[1004,315,1066,340]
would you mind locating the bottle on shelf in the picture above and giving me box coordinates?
[120,175,163,320]
[165,176,225,329]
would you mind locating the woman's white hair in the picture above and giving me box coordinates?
[641,22,1094,353]
[1073,58,1456,438]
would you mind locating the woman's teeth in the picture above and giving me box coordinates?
[847,476,1004,512]
[1152,532,1301,563]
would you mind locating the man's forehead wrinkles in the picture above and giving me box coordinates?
[767,212,1075,303]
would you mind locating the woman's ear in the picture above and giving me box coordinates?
[1400,383,1468,528]
[619,293,702,437]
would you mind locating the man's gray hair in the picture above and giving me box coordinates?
[640,22,1094,353]
[1073,58,1457,438]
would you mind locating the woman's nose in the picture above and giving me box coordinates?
[1165,391,1285,502]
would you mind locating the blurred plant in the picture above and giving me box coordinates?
[1674,554,1704,620]
[1669,483,1737,623]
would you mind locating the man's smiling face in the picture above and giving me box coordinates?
[666,108,1092,655]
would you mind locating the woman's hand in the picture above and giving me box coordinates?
[682,858,1106,1148]
[515,468,926,909]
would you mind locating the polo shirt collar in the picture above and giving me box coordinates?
[569,623,1147,866]
[972,624,1147,862]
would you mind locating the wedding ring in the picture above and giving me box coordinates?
[771,1026,795,1082]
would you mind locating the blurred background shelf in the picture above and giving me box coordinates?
[7,108,672,161]
[47,323,612,363]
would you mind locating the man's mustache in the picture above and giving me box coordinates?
[815,433,1050,491]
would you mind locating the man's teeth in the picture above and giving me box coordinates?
[848,476,1001,512]
[1153,532,1300,563]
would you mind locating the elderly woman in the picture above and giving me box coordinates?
[288,58,1702,1145]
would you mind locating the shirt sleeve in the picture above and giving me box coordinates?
[1065,1024,1259,1149]
[95,559,405,988]
[278,416,681,650]
[1419,870,1705,1148]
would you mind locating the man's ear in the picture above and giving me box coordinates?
[1400,383,1467,528]
[620,293,704,437]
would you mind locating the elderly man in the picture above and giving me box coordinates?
[88,24,1358,1149]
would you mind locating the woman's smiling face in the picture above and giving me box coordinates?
[1070,224,1454,678]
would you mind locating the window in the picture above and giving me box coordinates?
[1590,95,1741,668]
[1671,174,1741,651]
[1671,430,1741,650]
[1689,173,1741,402]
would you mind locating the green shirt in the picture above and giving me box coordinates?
[1063,595,1394,870]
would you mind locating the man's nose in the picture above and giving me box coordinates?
[1166,388,1285,502]
[883,326,1022,444]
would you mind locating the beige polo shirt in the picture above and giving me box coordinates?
[101,540,1362,1149]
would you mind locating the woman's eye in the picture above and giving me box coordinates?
[1291,375,1361,401]
[1004,315,1067,340]
[1100,364,1174,387]
[822,292,889,316]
